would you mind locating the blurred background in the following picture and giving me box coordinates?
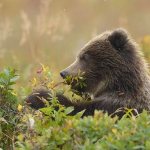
[0,0,150,84]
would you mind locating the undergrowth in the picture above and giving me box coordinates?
[0,66,150,150]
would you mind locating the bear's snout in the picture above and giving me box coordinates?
[60,71,68,79]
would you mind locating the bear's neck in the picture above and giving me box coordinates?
[94,65,150,99]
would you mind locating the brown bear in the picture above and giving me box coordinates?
[26,28,150,118]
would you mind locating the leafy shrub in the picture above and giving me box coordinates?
[0,68,19,149]
[0,66,150,150]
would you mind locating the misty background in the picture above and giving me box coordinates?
[0,0,150,82]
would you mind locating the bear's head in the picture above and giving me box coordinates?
[60,28,145,97]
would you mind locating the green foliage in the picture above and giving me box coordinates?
[0,68,19,105]
[15,110,150,150]
[1,67,150,150]
[64,71,91,100]
[0,68,19,149]
[64,71,86,90]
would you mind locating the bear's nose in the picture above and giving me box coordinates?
[60,71,68,79]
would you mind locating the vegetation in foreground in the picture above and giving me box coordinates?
[0,1,150,149]
[0,66,150,150]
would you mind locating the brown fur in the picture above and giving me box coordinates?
[27,28,150,118]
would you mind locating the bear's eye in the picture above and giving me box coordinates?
[80,54,89,61]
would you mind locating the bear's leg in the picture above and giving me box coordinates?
[25,89,87,116]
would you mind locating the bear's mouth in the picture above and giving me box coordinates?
[63,75,87,95]
[71,83,86,95]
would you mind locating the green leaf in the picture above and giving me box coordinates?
[10,76,19,83]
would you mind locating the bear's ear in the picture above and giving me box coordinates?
[108,28,128,51]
